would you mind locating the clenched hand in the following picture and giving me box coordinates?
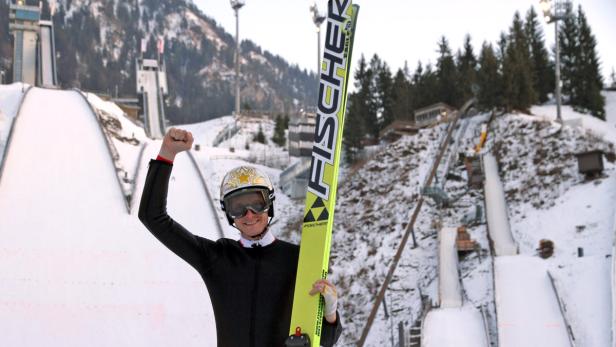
[158,127,194,161]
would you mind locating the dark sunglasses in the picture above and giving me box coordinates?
[224,189,271,219]
[227,202,270,219]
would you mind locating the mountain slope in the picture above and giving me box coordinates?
[0,0,317,124]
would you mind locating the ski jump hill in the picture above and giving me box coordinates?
[0,87,220,346]
[484,152,572,346]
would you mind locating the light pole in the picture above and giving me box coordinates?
[539,0,571,124]
[230,0,245,118]
[310,2,326,76]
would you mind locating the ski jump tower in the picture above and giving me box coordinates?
[9,1,58,87]
[136,38,168,139]
[38,19,58,87]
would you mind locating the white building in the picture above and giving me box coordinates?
[414,102,456,128]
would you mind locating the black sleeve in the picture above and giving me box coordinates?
[320,311,343,347]
[138,159,217,270]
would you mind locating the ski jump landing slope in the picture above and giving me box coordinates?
[138,65,166,139]
[0,88,218,346]
[423,306,488,347]
[495,256,571,347]
[483,153,517,256]
[422,227,488,347]
[438,227,462,308]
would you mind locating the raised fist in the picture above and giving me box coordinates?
[158,127,194,161]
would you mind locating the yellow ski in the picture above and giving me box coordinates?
[287,1,359,346]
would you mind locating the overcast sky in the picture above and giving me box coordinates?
[192,0,615,84]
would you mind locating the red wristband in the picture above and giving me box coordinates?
[156,155,173,164]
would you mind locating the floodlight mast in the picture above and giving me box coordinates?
[310,2,326,76]
[539,0,572,124]
[230,0,245,117]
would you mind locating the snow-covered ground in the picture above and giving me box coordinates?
[330,94,616,346]
[83,92,149,204]
[490,102,616,347]
[423,305,488,347]
[329,126,448,346]
[186,115,292,170]
[495,256,571,346]
[532,91,616,144]
[1,85,615,346]
[0,87,218,345]
[0,83,29,167]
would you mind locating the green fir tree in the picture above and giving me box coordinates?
[502,12,536,112]
[375,61,395,130]
[271,115,286,147]
[477,42,502,110]
[457,34,478,103]
[436,36,462,107]
[391,67,414,121]
[254,124,267,144]
[415,62,440,110]
[559,4,579,104]
[525,7,553,103]
[343,55,370,163]
[575,6,605,119]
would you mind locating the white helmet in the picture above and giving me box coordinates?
[219,166,275,225]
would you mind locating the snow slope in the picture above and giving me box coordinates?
[532,98,616,145]
[423,305,488,347]
[83,92,149,203]
[132,141,225,240]
[492,110,616,347]
[495,256,570,347]
[438,227,462,308]
[0,88,218,346]
[483,153,517,256]
[0,83,29,167]
[330,100,616,346]
[0,83,27,119]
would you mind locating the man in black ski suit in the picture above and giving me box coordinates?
[139,128,342,347]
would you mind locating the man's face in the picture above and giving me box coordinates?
[234,209,269,239]
[226,190,270,239]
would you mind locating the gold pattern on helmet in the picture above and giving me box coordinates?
[220,166,273,200]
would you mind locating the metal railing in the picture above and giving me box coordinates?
[612,200,616,347]
[479,304,493,347]
[212,121,240,146]
[547,271,576,347]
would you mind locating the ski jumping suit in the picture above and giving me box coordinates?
[138,160,342,347]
